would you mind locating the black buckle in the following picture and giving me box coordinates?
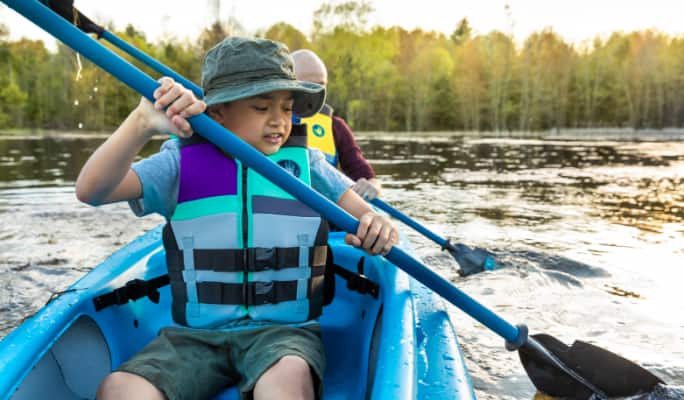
[346,274,379,299]
[249,248,280,271]
[93,278,162,311]
[245,281,277,305]
[121,279,161,304]
[119,279,149,303]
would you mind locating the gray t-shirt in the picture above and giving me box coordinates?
[129,139,353,219]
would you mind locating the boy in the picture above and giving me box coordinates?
[76,37,398,400]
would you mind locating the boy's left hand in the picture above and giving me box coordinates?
[345,212,399,256]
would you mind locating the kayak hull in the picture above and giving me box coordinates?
[0,228,475,400]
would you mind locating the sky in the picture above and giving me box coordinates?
[2,0,684,49]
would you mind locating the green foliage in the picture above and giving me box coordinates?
[262,22,310,51]
[313,1,374,38]
[4,13,684,132]
[451,18,472,45]
[0,81,28,128]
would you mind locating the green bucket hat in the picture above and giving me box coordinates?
[201,37,326,118]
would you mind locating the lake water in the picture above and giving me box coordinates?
[0,133,682,399]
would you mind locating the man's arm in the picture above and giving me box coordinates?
[332,116,376,181]
[332,116,382,199]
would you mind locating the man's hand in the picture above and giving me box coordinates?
[351,178,381,200]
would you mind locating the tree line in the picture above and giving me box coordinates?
[2,2,684,132]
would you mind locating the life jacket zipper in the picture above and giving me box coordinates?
[242,165,249,309]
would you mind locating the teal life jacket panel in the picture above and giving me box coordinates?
[162,127,329,328]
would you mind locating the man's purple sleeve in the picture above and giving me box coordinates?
[332,116,376,181]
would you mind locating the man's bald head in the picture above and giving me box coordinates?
[291,49,328,86]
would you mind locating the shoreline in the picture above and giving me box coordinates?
[361,128,684,142]
[3,128,684,142]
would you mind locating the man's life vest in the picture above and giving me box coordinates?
[299,104,337,167]
[162,127,329,328]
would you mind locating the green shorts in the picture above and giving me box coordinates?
[117,324,325,400]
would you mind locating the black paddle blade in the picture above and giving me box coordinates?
[519,333,663,399]
[46,0,104,35]
[449,243,498,277]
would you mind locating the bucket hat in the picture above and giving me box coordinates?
[201,37,326,117]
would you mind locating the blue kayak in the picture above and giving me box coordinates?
[0,228,475,400]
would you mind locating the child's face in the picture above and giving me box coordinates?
[211,90,294,155]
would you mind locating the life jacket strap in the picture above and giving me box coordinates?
[333,264,379,298]
[330,256,379,299]
[166,246,328,272]
[197,275,325,306]
[93,251,379,312]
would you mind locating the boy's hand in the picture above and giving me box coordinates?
[345,212,399,256]
[136,77,206,138]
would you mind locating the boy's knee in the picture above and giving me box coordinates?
[98,372,127,397]
[275,355,312,378]
[97,371,164,400]
[254,355,314,399]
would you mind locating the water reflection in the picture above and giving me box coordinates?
[0,135,163,189]
[359,137,684,233]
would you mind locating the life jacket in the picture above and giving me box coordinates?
[299,104,337,167]
[162,127,329,328]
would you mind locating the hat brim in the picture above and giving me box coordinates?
[204,79,326,118]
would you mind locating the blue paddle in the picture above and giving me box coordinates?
[7,1,663,397]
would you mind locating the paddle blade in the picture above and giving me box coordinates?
[46,0,104,35]
[519,333,663,399]
[450,243,498,277]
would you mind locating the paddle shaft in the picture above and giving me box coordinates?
[371,198,456,250]
[100,31,203,98]
[6,0,526,347]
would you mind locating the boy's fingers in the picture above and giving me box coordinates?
[166,90,194,117]
[363,221,382,250]
[180,101,206,119]
[155,84,182,110]
[344,234,361,247]
[171,115,191,135]
[372,225,393,254]
[153,77,174,100]
[381,227,398,255]
[355,212,372,243]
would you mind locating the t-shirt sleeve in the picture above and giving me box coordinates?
[128,139,180,219]
[309,148,353,203]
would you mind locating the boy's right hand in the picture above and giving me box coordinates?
[135,77,206,138]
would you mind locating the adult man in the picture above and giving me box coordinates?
[291,49,381,200]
